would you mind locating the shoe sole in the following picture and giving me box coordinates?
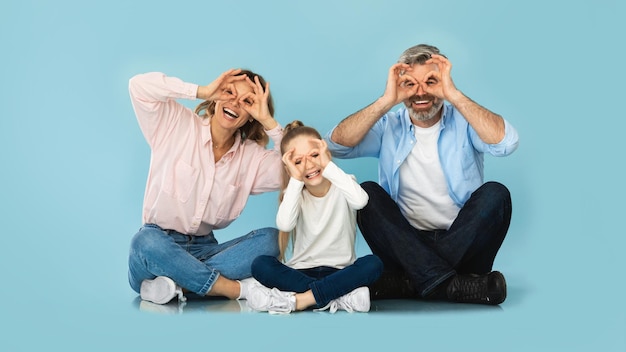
[489,271,507,305]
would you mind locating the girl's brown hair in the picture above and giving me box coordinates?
[194,69,275,146]
[277,120,323,261]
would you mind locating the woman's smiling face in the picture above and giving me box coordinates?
[214,80,254,130]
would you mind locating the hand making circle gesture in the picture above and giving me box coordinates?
[198,68,248,102]
[282,148,304,181]
[307,138,331,169]
[238,75,273,123]
[422,54,459,100]
[381,63,420,106]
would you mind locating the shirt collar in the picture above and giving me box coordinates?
[201,116,243,155]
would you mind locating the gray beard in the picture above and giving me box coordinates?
[408,100,444,122]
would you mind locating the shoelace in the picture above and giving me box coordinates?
[314,297,354,314]
[266,288,294,314]
[175,286,187,303]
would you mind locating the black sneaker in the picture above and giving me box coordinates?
[446,271,507,305]
[369,271,417,300]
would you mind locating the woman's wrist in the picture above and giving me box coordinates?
[259,117,278,130]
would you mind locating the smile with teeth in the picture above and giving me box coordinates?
[305,170,320,179]
[223,108,239,119]
[410,98,433,110]
[412,99,431,105]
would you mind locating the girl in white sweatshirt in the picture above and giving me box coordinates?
[247,121,383,313]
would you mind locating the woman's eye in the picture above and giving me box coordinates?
[294,159,301,165]
[244,99,253,105]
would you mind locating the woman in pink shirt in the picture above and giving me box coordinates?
[127,69,283,305]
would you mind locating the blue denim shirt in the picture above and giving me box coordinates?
[325,102,519,207]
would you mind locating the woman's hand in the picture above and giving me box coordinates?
[196,69,247,102]
[238,76,277,130]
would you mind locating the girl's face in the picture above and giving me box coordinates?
[285,135,327,188]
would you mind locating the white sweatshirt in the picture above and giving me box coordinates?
[277,161,368,270]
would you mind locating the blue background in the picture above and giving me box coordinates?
[1,0,624,350]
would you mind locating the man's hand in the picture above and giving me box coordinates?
[422,54,461,101]
[382,63,419,106]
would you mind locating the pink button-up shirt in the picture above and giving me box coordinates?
[129,72,283,235]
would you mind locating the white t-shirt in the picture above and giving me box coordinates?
[397,120,460,230]
[277,161,369,269]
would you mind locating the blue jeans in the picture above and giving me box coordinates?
[358,181,511,297]
[251,254,383,307]
[128,224,279,295]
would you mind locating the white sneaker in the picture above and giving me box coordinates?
[246,287,296,314]
[315,287,370,313]
[237,277,265,300]
[140,276,186,305]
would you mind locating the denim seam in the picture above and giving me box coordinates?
[421,270,455,297]
[198,270,220,295]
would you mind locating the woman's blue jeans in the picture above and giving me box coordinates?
[358,181,512,297]
[128,224,279,295]
[251,254,383,307]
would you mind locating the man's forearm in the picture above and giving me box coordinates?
[447,91,505,144]
[331,97,394,147]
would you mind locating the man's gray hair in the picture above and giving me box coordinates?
[398,44,445,65]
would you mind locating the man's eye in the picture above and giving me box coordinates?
[311,153,319,158]
[426,79,437,85]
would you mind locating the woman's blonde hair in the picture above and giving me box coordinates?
[277,120,324,261]
[194,69,275,146]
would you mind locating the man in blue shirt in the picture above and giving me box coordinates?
[325,44,519,305]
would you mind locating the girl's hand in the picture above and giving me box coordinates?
[197,68,247,102]
[308,139,331,169]
[282,148,304,181]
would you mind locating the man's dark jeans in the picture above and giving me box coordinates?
[357,181,512,297]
